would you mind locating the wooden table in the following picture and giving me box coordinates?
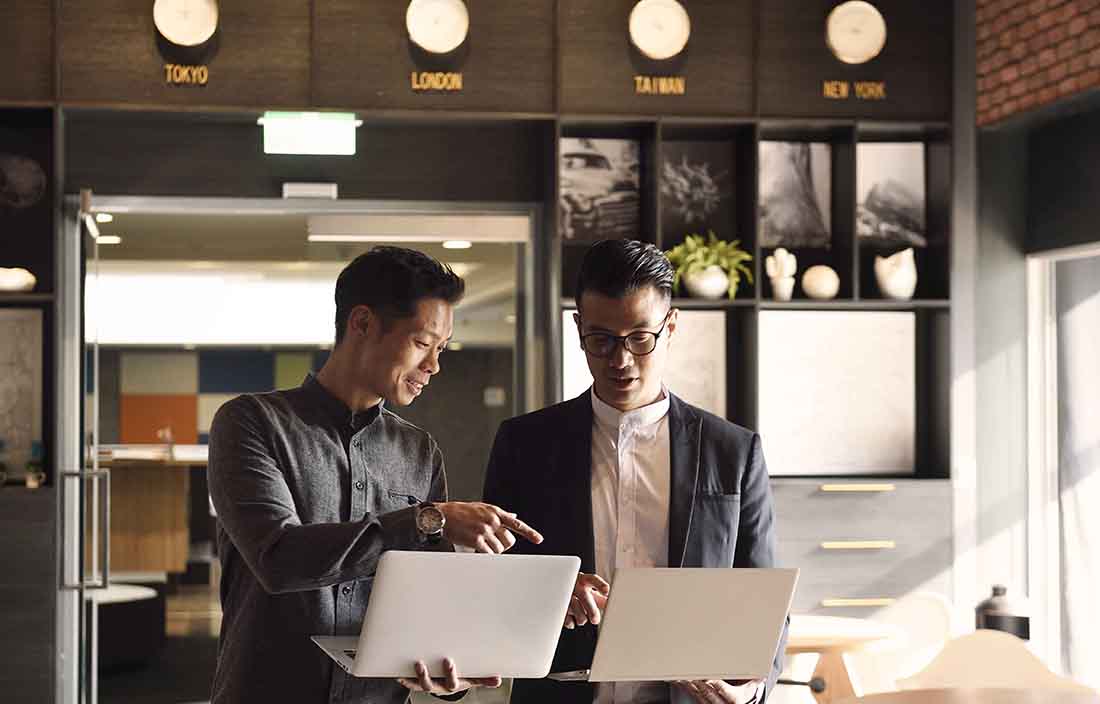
[786,614,904,704]
[835,688,1100,704]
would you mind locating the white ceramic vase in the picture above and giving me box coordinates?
[0,267,36,292]
[683,265,729,299]
[874,248,918,300]
[802,265,840,300]
[765,248,797,301]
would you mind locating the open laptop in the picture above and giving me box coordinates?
[312,550,580,679]
[549,567,799,682]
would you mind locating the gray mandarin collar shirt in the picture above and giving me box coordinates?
[207,374,448,704]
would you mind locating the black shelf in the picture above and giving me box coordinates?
[0,293,54,304]
[758,299,950,311]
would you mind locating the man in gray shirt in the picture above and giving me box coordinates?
[208,246,542,704]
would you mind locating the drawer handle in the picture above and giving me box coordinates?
[821,598,896,608]
[820,540,896,550]
[819,483,896,493]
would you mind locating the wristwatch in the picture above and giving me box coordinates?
[414,502,446,545]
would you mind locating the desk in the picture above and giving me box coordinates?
[787,614,902,704]
[836,689,1100,704]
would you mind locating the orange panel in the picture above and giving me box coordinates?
[119,394,199,444]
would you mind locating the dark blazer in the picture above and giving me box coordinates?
[482,391,787,704]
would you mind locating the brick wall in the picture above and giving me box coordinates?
[977,0,1100,126]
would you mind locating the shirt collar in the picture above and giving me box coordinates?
[302,373,383,432]
[590,386,670,432]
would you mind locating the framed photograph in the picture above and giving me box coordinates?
[559,138,641,241]
[659,141,734,244]
[0,309,44,478]
[758,141,832,249]
[562,308,726,417]
[758,310,915,476]
[857,142,927,248]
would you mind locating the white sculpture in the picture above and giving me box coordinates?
[765,248,797,301]
[874,247,918,300]
[0,267,36,292]
[802,265,840,300]
[683,265,729,300]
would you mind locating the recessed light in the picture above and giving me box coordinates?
[96,235,122,245]
[504,314,516,324]
[442,240,472,250]
[95,213,114,223]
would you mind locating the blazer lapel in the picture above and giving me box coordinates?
[668,394,702,568]
[563,391,598,574]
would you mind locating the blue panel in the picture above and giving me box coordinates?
[312,349,330,372]
[198,350,275,393]
[85,347,94,393]
[198,432,210,444]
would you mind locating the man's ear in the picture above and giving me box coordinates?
[573,312,584,350]
[665,307,678,342]
[349,305,375,339]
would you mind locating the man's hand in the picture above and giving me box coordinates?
[396,658,502,696]
[438,502,543,553]
[564,572,610,629]
[673,679,763,704]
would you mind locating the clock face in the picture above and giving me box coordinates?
[406,0,470,55]
[826,1,887,65]
[629,0,691,61]
[152,0,219,47]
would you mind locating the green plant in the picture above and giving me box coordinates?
[664,231,754,299]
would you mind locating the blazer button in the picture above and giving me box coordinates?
[342,585,352,595]
[355,480,364,490]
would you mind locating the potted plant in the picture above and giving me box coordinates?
[664,231,753,299]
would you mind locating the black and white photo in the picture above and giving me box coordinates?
[659,141,734,244]
[758,141,831,248]
[559,138,640,241]
[857,142,927,248]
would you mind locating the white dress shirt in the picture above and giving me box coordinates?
[590,389,671,704]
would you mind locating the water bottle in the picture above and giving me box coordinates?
[976,584,1030,640]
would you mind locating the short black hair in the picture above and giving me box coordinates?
[334,246,465,344]
[575,238,674,309]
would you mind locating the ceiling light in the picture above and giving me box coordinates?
[96,235,122,245]
[257,111,363,156]
[504,314,516,324]
[95,213,114,223]
[442,240,472,250]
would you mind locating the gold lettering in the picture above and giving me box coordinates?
[165,64,174,82]
[854,81,886,99]
[823,80,849,99]
[633,75,685,95]
[634,75,646,92]
[410,71,463,92]
[196,66,209,85]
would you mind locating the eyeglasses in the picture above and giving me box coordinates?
[579,311,672,358]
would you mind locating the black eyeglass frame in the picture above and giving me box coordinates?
[578,309,673,358]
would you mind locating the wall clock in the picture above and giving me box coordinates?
[406,0,469,55]
[153,0,218,47]
[826,1,887,65]
[628,0,691,61]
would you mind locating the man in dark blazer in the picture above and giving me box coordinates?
[483,239,785,704]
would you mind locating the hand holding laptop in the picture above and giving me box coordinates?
[564,572,610,629]
[398,657,502,696]
[672,678,764,704]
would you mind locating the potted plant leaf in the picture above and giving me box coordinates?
[664,231,753,299]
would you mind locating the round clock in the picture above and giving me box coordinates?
[406,0,470,55]
[152,0,219,47]
[629,0,691,61]
[826,1,887,65]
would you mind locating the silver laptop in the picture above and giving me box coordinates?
[550,567,798,682]
[312,550,580,679]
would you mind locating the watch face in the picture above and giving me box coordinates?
[416,505,445,534]
[628,0,691,61]
[153,0,219,47]
[826,1,887,65]
[406,0,470,55]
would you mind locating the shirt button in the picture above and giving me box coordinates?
[342,585,352,595]
[353,439,362,450]
[355,480,364,491]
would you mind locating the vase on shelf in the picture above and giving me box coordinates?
[874,248,918,300]
[766,248,797,302]
[683,265,730,300]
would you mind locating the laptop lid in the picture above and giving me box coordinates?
[588,567,798,682]
[325,550,580,679]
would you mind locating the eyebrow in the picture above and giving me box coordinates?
[586,319,661,333]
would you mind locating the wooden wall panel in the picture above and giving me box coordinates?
[559,0,754,115]
[313,0,555,114]
[66,114,550,202]
[0,0,53,103]
[757,0,952,120]
[0,490,55,703]
[59,0,310,108]
[100,467,190,573]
